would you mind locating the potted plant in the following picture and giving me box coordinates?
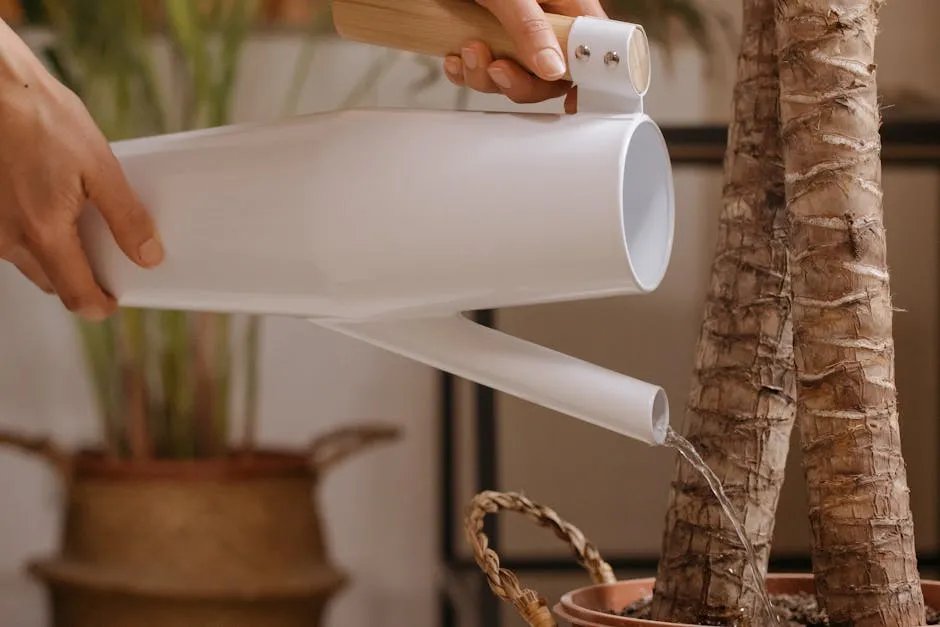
[462,491,940,626]
[0,2,404,626]
[465,0,937,626]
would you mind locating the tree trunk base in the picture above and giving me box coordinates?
[624,590,940,626]
[555,575,940,627]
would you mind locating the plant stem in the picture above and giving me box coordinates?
[777,0,924,624]
[279,5,334,117]
[650,0,796,620]
[213,314,231,456]
[192,313,216,457]
[160,311,192,458]
[341,49,400,108]
[165,0,212,127]
[210,0,258,126]
[241,316,261,454]
[76,320,119,458]
[120,308,152,459]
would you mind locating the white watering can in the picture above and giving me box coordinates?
[79,0,676,447]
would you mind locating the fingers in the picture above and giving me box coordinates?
[444,41,499,93]
[455,0,609,108]
[475,0,567,81]
[443,55,464,86]
[3,246,53,294]
[486,59,571,103]
[24,221,116,321]
[444,42,572,104]
[564,86,578,114]
[83,146,164,270]
[548,0,607,18]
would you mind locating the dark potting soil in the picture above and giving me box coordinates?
[618,593,940,626]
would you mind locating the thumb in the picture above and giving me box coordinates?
[83,147,164,269]
[478,0,567,81]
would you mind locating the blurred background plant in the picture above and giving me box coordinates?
[604,0,733,69]
[2,0,727,463]
[13,0,340,462]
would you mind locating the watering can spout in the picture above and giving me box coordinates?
[318,314,669,445]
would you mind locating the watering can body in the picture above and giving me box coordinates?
[78,2,677,446]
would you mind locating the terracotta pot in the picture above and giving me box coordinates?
[0,423,399,627]
[463,491,940,627]
[553,575,940,626]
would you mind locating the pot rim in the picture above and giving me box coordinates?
[553,573,940,626]
[555,577,657,627]
[29,557,347,600]
[69,449,315,481]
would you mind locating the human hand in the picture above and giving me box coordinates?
[443,0,607,112]
[0,20,163,321]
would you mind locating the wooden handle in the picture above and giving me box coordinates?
[332,0,576,81]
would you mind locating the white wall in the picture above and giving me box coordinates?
[1,3,939,626]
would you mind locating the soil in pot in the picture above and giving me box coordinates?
[618,594,940,626]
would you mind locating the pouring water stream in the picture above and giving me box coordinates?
[665,427,781,626]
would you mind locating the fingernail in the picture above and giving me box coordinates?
[462,47,478,70]
[535,48,566,79]
[444,56,461,76]
[487,67,512,90]
[139,236,164,267]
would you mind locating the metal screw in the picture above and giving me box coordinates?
[604,50,620,66]
[575,45,591,60]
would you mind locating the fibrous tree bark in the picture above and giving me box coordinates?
[776,1,924,625]
[650,0,797,623]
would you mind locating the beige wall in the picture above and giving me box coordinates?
[0,3,938,627]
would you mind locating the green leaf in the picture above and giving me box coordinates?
[210,0,260,126]
[165,0,213,127]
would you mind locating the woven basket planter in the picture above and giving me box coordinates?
[1,423,399,627]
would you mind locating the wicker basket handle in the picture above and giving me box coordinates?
[464,490,616,627]
[0,428,71,478]
[307,422,401,474]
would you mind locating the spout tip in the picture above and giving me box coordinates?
[650,387,669,445]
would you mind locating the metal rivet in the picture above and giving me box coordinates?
[575,45,591,60]
[604,50,620,66]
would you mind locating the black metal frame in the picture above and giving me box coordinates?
[438,119,940,627]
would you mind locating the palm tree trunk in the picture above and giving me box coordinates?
[649,0,797,622]
[776,1,924,625]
